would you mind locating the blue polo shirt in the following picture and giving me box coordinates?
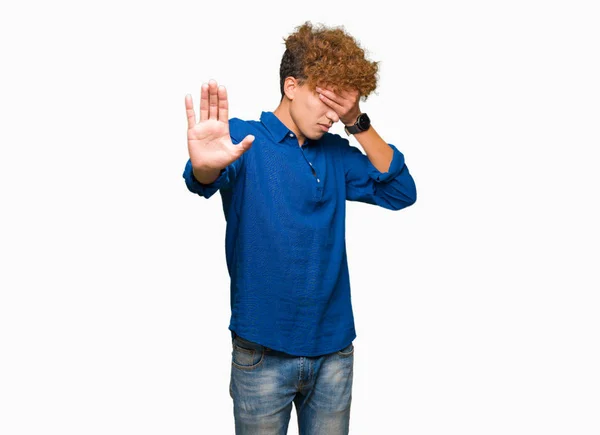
[182,111,416,356]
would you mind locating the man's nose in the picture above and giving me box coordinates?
[326,110,340,124]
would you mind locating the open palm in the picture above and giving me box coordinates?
[185,80,254,171]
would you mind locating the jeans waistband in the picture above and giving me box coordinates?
[232,331,272,351]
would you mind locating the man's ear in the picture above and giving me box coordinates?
[283,76,299,101]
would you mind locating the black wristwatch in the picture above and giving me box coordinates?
[344,113,371,135]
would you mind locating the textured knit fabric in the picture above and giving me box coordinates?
[182,111,416,356]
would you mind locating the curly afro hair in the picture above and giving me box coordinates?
[279,21,380,101]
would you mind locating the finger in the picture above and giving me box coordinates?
[339,88,359,101]
[218,85,228,122]
[318,92,345,112]
[208,79,218,120]
[200,83,209,122]
[231,134,255,157]
[185,94,196,129]
[317,86,345,105]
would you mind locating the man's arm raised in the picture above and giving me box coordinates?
[183,79,254,197]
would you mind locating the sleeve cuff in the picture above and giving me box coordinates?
[367,144,405,183]
[183,159,228,196]
[192,167,228,189]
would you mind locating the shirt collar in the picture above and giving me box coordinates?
[260,111,293,143]
[260,112,316,147]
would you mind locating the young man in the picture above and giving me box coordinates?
[182,21,416,435]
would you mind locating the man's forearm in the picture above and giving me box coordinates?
[349,124,394,173]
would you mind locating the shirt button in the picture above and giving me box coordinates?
[289,133,294,137]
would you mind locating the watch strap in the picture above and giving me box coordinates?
[345,123,362,135]
[344,113,369,136]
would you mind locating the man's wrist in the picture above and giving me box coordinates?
[192,166,224,185]
[343,112,361,127]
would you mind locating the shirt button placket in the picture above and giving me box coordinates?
[309,162,320,183]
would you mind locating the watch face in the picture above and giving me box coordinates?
[358,113,370,130]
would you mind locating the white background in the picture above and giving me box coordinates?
[1,0,599,434]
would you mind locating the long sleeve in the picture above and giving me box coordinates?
[182,149,244,199]
[340,141,417,210]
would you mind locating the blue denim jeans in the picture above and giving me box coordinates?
[229,333,354,435]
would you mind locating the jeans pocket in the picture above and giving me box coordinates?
[336,341,354,357]
[232,336,265,370]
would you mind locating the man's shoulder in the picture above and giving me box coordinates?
[228,116,262,141]
[322,131,352,151]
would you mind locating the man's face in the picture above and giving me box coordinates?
[289,81,340,141]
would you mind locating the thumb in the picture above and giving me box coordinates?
[234,134,255,155]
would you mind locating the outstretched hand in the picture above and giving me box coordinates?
[186,79,254,171]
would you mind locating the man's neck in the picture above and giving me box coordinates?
[273,104,306,146]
